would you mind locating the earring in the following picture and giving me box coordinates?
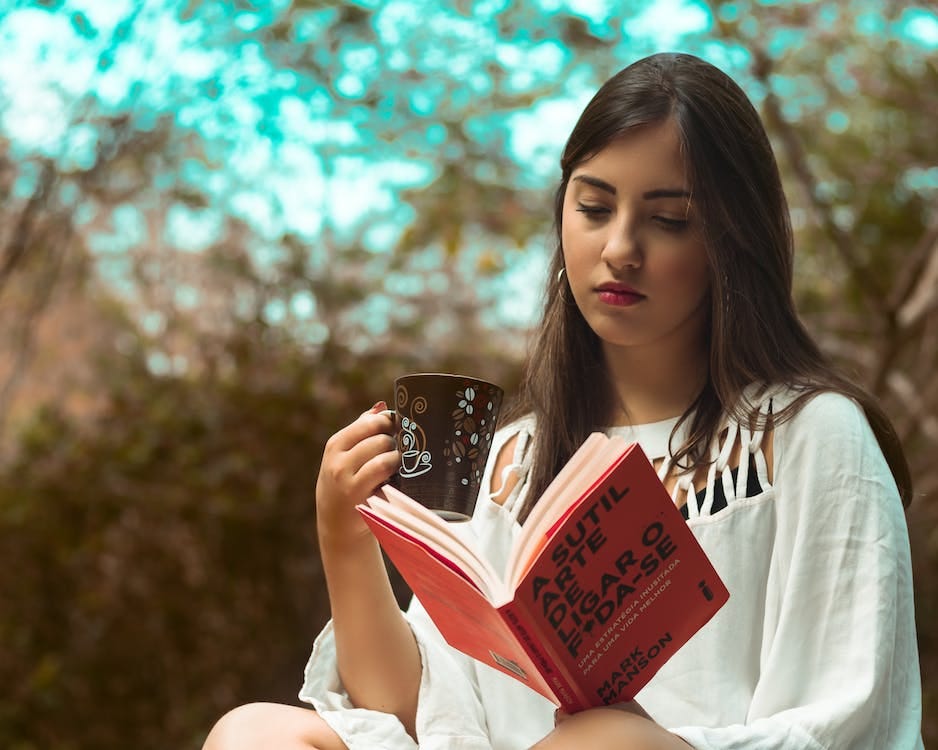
[556,266,573,304]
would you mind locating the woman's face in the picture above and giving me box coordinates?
[561,119,711,358]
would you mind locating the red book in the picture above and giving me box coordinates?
[357,433,729,713]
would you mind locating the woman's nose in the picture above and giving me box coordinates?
[600,220,642,270]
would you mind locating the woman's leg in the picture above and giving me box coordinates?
[201,702,349,750]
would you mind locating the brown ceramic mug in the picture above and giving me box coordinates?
[390,373,504,521]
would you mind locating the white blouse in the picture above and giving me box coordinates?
[299,387,924,749]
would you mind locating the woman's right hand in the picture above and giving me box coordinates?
[316,403,420,731]
[315,401,400,547]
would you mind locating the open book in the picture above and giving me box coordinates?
[357,433,729,712]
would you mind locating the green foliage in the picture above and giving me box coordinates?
[0,328,520,748]
[2,366,321,747]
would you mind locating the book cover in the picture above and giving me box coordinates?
[357,435,728,712]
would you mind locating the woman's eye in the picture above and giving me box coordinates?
[576,203,609,219]
[654,216,689,231]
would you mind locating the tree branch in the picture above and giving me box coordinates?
[895,218,938,327]
[0,159,57,297]
[0,221,72,439]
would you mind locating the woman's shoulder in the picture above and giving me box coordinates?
[763,385,883,472]
[766,385,868,435]
[759,385,906,528]
[730,383,877,470]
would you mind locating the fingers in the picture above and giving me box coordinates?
[326,404,396,454]
[347,432,400,490]
[321,432,398,493]
[319,403,401,503]
[316,401,403,545]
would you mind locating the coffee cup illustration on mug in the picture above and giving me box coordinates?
[399,413,432,478]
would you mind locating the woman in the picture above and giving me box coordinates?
[202,52,923,749]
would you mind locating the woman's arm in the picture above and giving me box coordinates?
[316,403,422,737]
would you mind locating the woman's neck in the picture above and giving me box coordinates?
[602,339,708,427]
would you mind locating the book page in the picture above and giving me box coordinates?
[506,435,632,589]
[362,488,502,598]
[358,509,561,705]
[503,433,606,582]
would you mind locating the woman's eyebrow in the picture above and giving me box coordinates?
[571,175,690,200]
[572,174,616,195]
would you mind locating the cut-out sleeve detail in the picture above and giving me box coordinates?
[500,425,534,517]
[679,390,776,519]
[477,417,535,519]
[680,478,699,519]
[736,425,753,500]
[750,395,774,491]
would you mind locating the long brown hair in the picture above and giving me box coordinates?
[509,52,912,521]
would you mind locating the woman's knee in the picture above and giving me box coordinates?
[202,703,280,749]
[201,702,344,750]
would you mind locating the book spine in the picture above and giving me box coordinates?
[500,603,588,712]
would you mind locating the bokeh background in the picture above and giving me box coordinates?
[0,0,936,747]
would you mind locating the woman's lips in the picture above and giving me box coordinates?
[596,284,645,307]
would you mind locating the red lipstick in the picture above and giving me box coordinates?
[596,282,645,307]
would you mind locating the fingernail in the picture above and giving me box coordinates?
[370,400,387,413]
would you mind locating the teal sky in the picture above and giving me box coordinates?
[0,0,717,330]
[3,1,936,240]
[1,0,936,335]
[0,0,711,240]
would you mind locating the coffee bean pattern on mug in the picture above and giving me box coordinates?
[443,385,498,487]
